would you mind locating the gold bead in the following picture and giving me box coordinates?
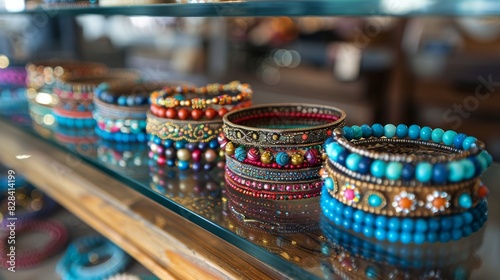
[291,153,304,166]
[225,142,235,155]
[260,151,273,164]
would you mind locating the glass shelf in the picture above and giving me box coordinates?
[1,103,499,280]
[2,0,500,17]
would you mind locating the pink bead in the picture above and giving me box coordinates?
[344,189,355,200]
[148,151,154,158]
[157,156,166,165]
[157,146,164,154]
[192,149,202,162]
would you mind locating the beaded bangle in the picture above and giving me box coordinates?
[150,100,252,121]
[56,96,95,112]
[222,103,346,148]
[150,80,252,109]
[94,111,147,134]
[93,95,148,120]
[226,155,320,182]
[326,125,493,185]
[0,220,68,269]
[26,61,107,90]
[53,107,95,128]
[323,160,488,217]
[94,81,161,107]
[320,186,488,244]
[146,111,223,142]
[95,127,148,143]
[56,235,130,280]
[0,67,27,86]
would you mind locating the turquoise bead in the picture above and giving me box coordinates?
[384,124,396,138]
[442,130,457,146]
[408,124,420,140]
[458,193,472,209]
[462,136,477,150]
[414,233,425,244]
[431,128,444,143]
[365,266,378,279]
[482,151,493,167]
[420,126,432,141]
[388,218,400,230]
[415,219,428,232]
[385,162,403,180]
[343,126,353,140]
[235,146,247,161]
[275,152,290,166]
[375,216,388,228]
[415,162,432,183]
[361,124,372,138]
[353,210,365,223]
[371,124,384,137]
[461,159,475,179]
[396,124,408,138]
[447,161,464,182]
[375,229,386,241]
[387,231,399,243]
[401,232,412,244]
[351,125,363,139]
[346,153,362,171]
[324,177,335,192]
[401,218,414,232]
[370,160,387,178]
[368,193,384,208]
[477,155,488,172]
[326,142,345,161]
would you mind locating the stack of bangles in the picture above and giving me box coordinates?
[220,103,346,200]
[54,71,140,128]
[0,66,28,112]
[94,82,163,143]
[146,81,253,171]
[56,235,130,280]
[0,221,68,269]
[321,124,493,244]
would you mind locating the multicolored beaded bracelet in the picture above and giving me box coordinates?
[323,160,488,217]
[222,103,346,148]
[148,149,224,171]
[26,60,107,90]
[95,127,148,143]
[94,111,147,134]
[150,80,253,109]
[149,100,252,121]
[0,66,27,86]
[226,156,321,182]
[0,220,68,269]
[56,235,130,280]
[149,137,222,162]
[320,186,488,244]
[326,125,493,185]
[146,111,223,142]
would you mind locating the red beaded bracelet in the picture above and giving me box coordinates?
[150,100,252,120]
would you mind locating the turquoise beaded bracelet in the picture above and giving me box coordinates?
[325,124,493,185]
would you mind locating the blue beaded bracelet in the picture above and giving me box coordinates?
[95,127,148,143]
[325,124,493,185]
[320,187,487,244]
[94,82,149,107]
[54,113,96,128]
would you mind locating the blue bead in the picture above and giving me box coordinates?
[415,219,428,232]
[352,223,363,233]
[461,159,475,179]
[353,210,365,223]
[343,207,354,218]
[453,133,467,149]
[413,233,425,244]
[175,141,186,149]
[185,142,197,151]
[203,163,213,171]
[361,124,372,138]
[458,193,472,209]
[126,96,135,106]
[334,203,345,214]
[324,177,334,192]
[408,125,421,140]
[401,163,415,180]
[198,142,208,150]
[452,215,464,229]
[462,136,477,150]
[164,139,174,148]
[431,128,444,143]
[326,142,345,161]
[134,96,144,105]
[439,232,451,243]
[178,160,190,170]
[364,213,375,226]
[118,96,127,106]
[351,125,363,139]
[451,229,463,241]
[420,126,432,141]
[385,162,403,180]
[342,126,353,140]
[427,232,438,243]
[365,266,378,279]
[375,229,386,241]
[463,212,473,224]
[137,133,146,142]
[235,146,247,161]
[441,217,452,230]
[337,151,348,165]
[396,124,408,138]
[342,219,352,230]
[363,226,374,238]
[346,153,362,171]
[371,124,384,137]
[483,151,493,166]
[463,226,472,237]
[477,155,488,174]
[209,139,219,149]
[371,160,386,178]
[333,216,342,225]
[384,124,396,138]
[388,218,400,231]
[75,119,84,128]
[448,161,464,182]
[153,137,162,145]
[375,216,388,228]
[442,130,457,146]
[401,218,414,232]
[192,162,202,172]
[357,157,372,175]
[400,232,412,244]
[432,163,447,184]
[387,231,399,243]
[367,193,384,208]
[416,162,432,183]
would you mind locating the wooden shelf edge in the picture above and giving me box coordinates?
[0,121,284,280]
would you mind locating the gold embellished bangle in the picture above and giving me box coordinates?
[323,160,484,217]
[26,60,107,90]
[150,80,253,109]
[222,103,346,148]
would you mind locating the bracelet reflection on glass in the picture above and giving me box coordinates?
[0,87,28,111]
[323,160,488,217]
[94,111,147,134]
[98,141,149,177]
[0,66,27,86]
[56,235,130,280]
[222,103,346,148]
[0,220,68,269]
[146,111,223,143]
[148,149,224,171]
[320,186,488,244]
[326,125,493,185]
[95,127,148,143]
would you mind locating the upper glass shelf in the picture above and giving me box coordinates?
[2,0,500,17]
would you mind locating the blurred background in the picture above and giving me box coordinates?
[0,15,499,160]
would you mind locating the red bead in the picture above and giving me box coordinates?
[156,107,166,118]
[218,107,229,117]
[178,108,190,120]
[191,149,202,162]
[478,185,489,198]
[157,156,166,165]
[166,108,177,119]
[205,108,217,119]
[191,109,203,120]
[302,133,308,140]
